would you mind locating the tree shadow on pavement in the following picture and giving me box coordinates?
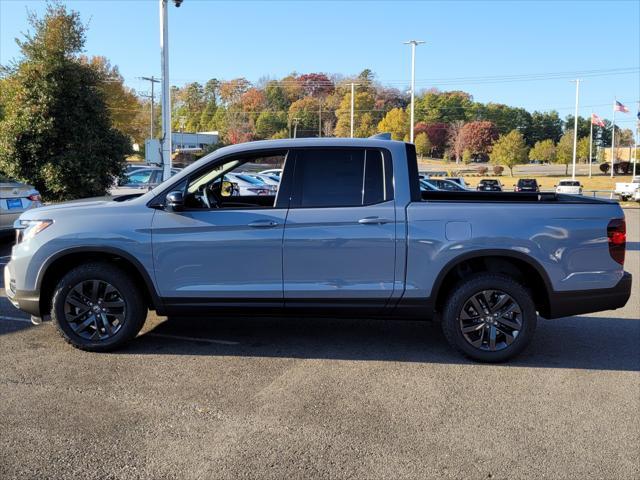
[127,314,640,372]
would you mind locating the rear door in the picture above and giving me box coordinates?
[282,148,396,313]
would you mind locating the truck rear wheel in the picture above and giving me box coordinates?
[51,262,147,352]
[441,273,537,362]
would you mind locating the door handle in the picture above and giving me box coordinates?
[248,220,279,228]
[358,216,392,225]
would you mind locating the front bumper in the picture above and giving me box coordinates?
[544,272,632,319]
[4,264,41,317]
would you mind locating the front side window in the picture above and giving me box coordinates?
[293,148,392,208]
[182,152,286,209]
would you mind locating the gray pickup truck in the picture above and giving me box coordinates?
[4,137,631,361]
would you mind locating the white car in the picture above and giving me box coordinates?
[614,176,640,201]
[225,173,275,196]
[244,172,281,187]
[258,168,282,177]
[555,180,583,195]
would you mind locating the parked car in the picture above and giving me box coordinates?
[225,173,276,196]
[514,179,540,193]
[477,179,503,191]
[0,176,42,234]
[614,176,640,201]
[110,167,181,196]
[5,138,631,362]
[419,179,441,191]
[444,177,469,189]
[244,172,281,187]
[555,179,583,195]
[259,168,282,177]
[425,178,468,191]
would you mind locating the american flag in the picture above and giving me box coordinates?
[614,101,629,113]
[591,113,605,127]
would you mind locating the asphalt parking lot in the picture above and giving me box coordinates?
[0,210,638,480]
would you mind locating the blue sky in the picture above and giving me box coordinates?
[1,0,638,126]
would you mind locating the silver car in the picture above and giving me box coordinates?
[0,176,42,233]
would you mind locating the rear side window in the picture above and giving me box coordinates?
[292,148,393,208]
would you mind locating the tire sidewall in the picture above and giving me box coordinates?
[52,263,145,352]
[442,274,537,362]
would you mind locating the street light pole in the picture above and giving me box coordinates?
[404,40,425,143]
[571,79,580,180]
[159,0,172,181]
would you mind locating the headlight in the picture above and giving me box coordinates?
[16,219,53,242]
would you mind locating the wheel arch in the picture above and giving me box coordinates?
[37,247,162,316]
[432,249,553,318]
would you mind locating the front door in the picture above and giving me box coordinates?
[151,151,289,310]
[283,148,397,313]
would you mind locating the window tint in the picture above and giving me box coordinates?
[295,148,392,208]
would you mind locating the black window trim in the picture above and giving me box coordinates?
[287,146,394,210]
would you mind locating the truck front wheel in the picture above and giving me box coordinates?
[441,273,537,362]
[51,262,147,352]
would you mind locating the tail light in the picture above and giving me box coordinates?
[607,218,626,265]
[27,193,42,202]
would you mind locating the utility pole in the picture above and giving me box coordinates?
[350,82,355,138]
[404,40,425,143]
[179,116,186,149]
[570,79,580,180]
[318,100,322,138]
[293,118,300,139]
[140,76,160,139]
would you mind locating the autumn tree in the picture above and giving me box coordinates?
[298,73,334,98]
[414,132,432,159]
[459,121,499,159]
[255,111,287,139]
[414,122,448,157]
[528,139,556,164]
[83,56,147,144]
[448,120,466,163]
[576,136,592,163]
[288,96,320,137]
[377,107,408,140]
[334,89,375,137]
[0,3,130,200]
[555,130,575,175]
[489,130,529,176]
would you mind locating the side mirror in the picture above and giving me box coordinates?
[165,191,184,211]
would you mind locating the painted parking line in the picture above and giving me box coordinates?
[144,332,239,345]
[0,314,32,324]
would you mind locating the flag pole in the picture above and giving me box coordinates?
[588,112,593,178]
[610,98,616,178]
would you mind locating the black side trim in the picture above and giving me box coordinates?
[405,143,421,202]
[36,246,162,311]
[430,249,554,310]
[545,272,632,319]
[161,297,392,318]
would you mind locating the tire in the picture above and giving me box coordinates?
[51,262,147,352]
[441,273,537,362]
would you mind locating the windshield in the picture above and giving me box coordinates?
[481,180,499,185]
[560,181,580,186]
[519,179,536,186]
